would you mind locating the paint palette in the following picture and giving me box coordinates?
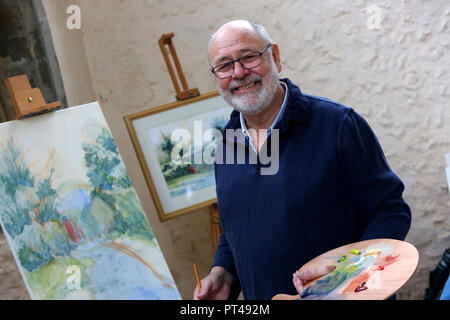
[273,239,418,300]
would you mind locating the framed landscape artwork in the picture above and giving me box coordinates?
[124,91,233,221]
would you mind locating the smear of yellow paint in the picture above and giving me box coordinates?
[364,250,381,257]
[39,148,56,176]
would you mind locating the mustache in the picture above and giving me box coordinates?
[228,74,263,91]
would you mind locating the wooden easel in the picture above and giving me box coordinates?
[158,33,200,101]
[209,203,222,254]
[158,33,221,254]
[5,74,62,119]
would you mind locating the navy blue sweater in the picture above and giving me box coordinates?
[212,78,411,300]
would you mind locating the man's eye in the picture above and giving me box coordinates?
[216,63,233,72]
[240,53,259,63]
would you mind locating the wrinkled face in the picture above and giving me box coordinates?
[208,23,282,115]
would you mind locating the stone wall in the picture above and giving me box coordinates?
[0,0,449,300]
[0,0,66,120]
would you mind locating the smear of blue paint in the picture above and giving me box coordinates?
[71,241,180,299]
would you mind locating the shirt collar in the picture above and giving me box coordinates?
[226,78,311,133]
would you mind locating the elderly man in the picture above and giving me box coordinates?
[194,20,411,300]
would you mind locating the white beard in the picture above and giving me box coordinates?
[218,61,280,116]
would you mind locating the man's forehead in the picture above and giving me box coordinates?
[212,21,260,45]
[219,20,254,32]
[209,24,264,63]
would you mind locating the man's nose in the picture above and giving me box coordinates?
[232,61,250,79]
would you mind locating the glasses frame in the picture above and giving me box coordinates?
[210,43,272,79]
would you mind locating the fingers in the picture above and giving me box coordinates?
[194,278,211,300]
[193,267,233,300]
[292,273,305,294]
[293,264,336,294]
[193,286,201,300]
[294,264,336,282]
[194,285,205,300]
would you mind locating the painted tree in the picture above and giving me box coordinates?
[82,128,153,238]
[0,139,72,272]
[35,168,65,225]
[0,139,33,238]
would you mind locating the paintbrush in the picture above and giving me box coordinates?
[193,263,202,290]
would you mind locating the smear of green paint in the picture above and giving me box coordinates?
[302,264,361,297]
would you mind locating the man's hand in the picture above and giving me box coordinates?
[194,266,235,300]
[292,265,336,296]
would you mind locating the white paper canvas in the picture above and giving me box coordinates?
[0,102,180,299]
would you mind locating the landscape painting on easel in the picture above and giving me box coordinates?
[0,102,180,300]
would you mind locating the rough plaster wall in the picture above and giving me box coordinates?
[41,0,96,107]
[0,0,448,300]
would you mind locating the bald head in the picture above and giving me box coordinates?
[208,20,273,64]
[206,20,283,117]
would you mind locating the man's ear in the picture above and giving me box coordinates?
[271,43,282,73]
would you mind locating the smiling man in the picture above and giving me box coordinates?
[208,20,284,152]
[194,20,411,300]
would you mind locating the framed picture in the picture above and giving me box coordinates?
[124,91,233,221]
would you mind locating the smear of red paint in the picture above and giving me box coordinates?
[64,220,79,243]
[79,227,86,240]
[383,254,400,267]
[354,281,368,292]
[343,272,371,293]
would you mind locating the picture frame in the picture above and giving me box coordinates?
[124,91,233,221]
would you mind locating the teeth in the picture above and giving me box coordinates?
[238,82,255,90]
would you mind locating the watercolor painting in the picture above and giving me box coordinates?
[126,92,233,220]
[147,108,229,199]
[300,241,401,300]
[0,102,181,300]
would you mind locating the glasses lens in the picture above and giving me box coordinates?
[240,53,261,69]
[215,62,234,79]
[212,45,269,79]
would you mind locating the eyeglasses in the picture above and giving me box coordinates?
[210,43,272,79]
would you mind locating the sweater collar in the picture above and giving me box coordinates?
[225,78,311,133]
